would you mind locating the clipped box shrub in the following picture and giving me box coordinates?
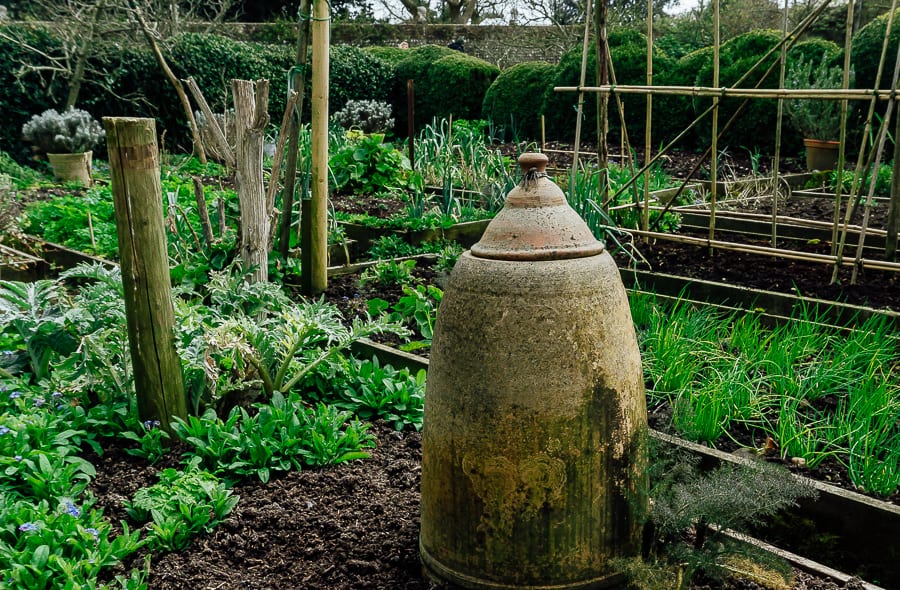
[390,44,463,132]
[692,30,785,152]
[541,29,676,143]
[420,52,499,125]
[851,8,900,93]
[364,45,409,66]
[482,61,556,141]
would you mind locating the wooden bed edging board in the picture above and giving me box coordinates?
[619,267,900,331]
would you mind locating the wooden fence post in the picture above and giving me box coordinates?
[104,117,186,432]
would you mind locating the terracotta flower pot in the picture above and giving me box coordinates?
[47,151,93,186]
[803,138,839,172]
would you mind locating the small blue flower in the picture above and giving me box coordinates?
[56,404,66,411]
[18,522,38,532]
[13,455,22,462]
[8,391,21,400]
[33,397,46,408]
[142,420,161,430]
[85,527,99,540]
[51,391,63,399]
[65,502,80,517]
[0,426,10,435]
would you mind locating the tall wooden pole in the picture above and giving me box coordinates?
[303,0,329,295]
[279,0,312,258]
[104,117,186,432]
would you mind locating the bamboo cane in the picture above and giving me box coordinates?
[709,0,721,253]
[851,42,900,283]
[554,86,900,100]
[771,0,790,249]
[831,0,855,255]
[832,0,899,284]
[643,0,653,234]
[571,0,593,182]
[599,0,832,221]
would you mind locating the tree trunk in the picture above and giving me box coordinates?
[66,0,106,109]
[232,79,271,284]
[104,116,186,433]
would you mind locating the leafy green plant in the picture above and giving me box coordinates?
[125,467,238,552]
[23,185,118,257]
[172,393,375,483]
[333,357,426,431]
[368,284,443,351]
[0,280,77,382]
[434,243,464,274]
[0,150,45,189]
[828,163,892,198]
[359,259,417,289]
[120,419,170,465]
[329,131,410,195]
[0,493,144,589]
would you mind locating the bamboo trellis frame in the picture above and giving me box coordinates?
[555,0,900,282]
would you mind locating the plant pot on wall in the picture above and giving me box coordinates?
[803,138,839,172]
[47,151,93,186]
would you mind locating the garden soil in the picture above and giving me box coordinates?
[91,423,869,590]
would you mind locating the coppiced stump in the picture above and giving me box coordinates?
[232,79,271,284]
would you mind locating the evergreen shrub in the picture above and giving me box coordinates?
[329,45,395,113]
[541,29,675,143]
[482,61,556,140]
[420,52,499,125]
[851,8,900,93]
[0,25,66,164]
[690,30,789,152]
[390,44,459,131]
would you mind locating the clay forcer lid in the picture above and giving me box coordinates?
[470,153,605,261]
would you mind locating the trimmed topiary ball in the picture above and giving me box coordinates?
[482,61,557,141]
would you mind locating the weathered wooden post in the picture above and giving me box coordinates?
[232,78,270,284]
[104,117,186,432]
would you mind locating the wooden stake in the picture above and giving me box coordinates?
[407,80,416,168]
[279,0,312,259]
[192,177,215,246]
[104,116,186,432]
[303,0,329,295]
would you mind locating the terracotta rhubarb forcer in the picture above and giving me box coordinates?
[420,152,649,589]
[470,152,604,261]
